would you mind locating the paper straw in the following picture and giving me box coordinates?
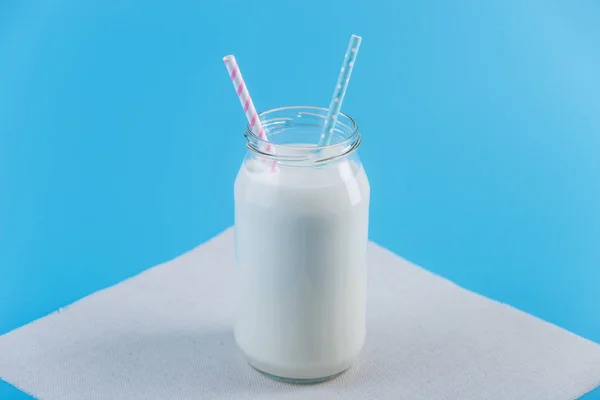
[223,55,276,169]
[319,34,362,146]
[223,55,268,141]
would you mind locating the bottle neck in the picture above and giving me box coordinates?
[244,106,360,167]
[246,133,361,167]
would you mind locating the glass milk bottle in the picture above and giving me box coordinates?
[234,106,370,383]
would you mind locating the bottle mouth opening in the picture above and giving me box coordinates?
[244,106,360,164]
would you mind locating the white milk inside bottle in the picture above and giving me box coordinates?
[234,106,370,382]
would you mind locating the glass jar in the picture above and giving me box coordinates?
[234,106,370,383]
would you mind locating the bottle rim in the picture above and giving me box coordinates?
[244,105,361,164]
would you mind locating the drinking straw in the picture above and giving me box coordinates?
[223,55,275,168]
[223,55,268,140]
[318,34,362,146]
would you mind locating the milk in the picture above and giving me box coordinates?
[234,157,370,381]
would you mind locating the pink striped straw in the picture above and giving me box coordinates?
[223,55,273,155]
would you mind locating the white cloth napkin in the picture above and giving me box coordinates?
[1,228,599,400]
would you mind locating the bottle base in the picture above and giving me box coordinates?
[250,363,349,384]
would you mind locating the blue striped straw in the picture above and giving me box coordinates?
[318,34,362,146]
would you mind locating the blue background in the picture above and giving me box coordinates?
[1,1,599,398]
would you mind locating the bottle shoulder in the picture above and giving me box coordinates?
[235,159,370,211]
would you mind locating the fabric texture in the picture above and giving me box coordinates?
[1,228,599,400]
